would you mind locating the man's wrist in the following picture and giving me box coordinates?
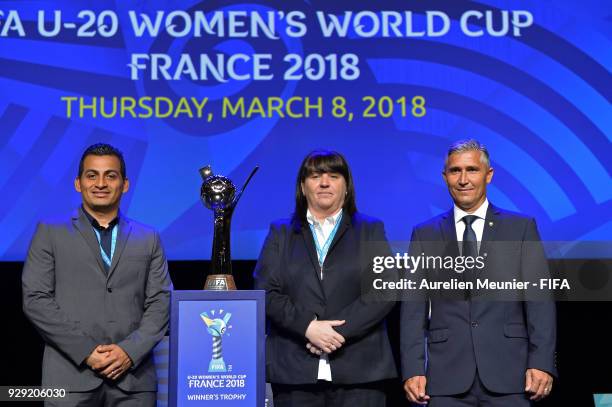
[82,346,98,367]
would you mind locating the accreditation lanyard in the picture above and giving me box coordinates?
[309,213,342,280]
[93,225,118,268]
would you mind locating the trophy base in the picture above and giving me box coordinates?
[204,274,237,290]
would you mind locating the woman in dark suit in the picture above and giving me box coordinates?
[254,150,396,407]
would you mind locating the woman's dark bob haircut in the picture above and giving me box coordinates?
[292,150,357,226]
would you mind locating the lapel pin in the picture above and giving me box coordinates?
[488,221,494,227]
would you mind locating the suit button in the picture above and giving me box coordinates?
[107,287,113,293]
[471,321,478,327]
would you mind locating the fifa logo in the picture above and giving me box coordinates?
[207,278,228,289]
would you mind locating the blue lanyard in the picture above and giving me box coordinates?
[309,212,343,268]
[93,225,118,267]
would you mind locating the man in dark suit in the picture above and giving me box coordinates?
[22,143,172,406]
[401,139,556,406]
[255,150,396,407]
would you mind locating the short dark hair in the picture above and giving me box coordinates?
[78,143,127,179]
[292,150,357,226]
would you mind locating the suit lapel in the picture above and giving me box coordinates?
[477,204,500,276]
[326,212,350,256]
[72,209,106,275]
[301,224,325,290]
[440,210,460,258]
[107,216,132,279]
[440,209,470,300]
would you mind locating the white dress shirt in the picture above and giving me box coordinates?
[306,208,343,381]
[454,199,489,251]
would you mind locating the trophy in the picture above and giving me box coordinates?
[201,311,232,372]
[200,165,258,290]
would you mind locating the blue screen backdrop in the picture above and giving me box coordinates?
[0,0,610,260]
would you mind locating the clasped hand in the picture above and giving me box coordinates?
[85,344,133,381]
[305,319,345,355]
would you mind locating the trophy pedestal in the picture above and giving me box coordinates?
[204,274,237,290]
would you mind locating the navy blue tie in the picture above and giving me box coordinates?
[462,215,478,258]
[462,215,478,297]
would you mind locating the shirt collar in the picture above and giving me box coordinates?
[306,208,343,227]
[454,199,489,224]
[82,206,120,231]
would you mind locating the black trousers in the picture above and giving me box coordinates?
[429,374,531,407]
[271,381,386,407]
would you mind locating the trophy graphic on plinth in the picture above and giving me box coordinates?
[201,311,232,372]
[200,165,258,290]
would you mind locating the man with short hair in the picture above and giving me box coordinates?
[401,139,556,406]
[23,143,172,406]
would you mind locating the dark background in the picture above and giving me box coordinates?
[4,259,611,406]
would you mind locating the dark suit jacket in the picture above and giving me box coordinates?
[254,212,397,385]
[400,204,557,395]
[22,208,172,392]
